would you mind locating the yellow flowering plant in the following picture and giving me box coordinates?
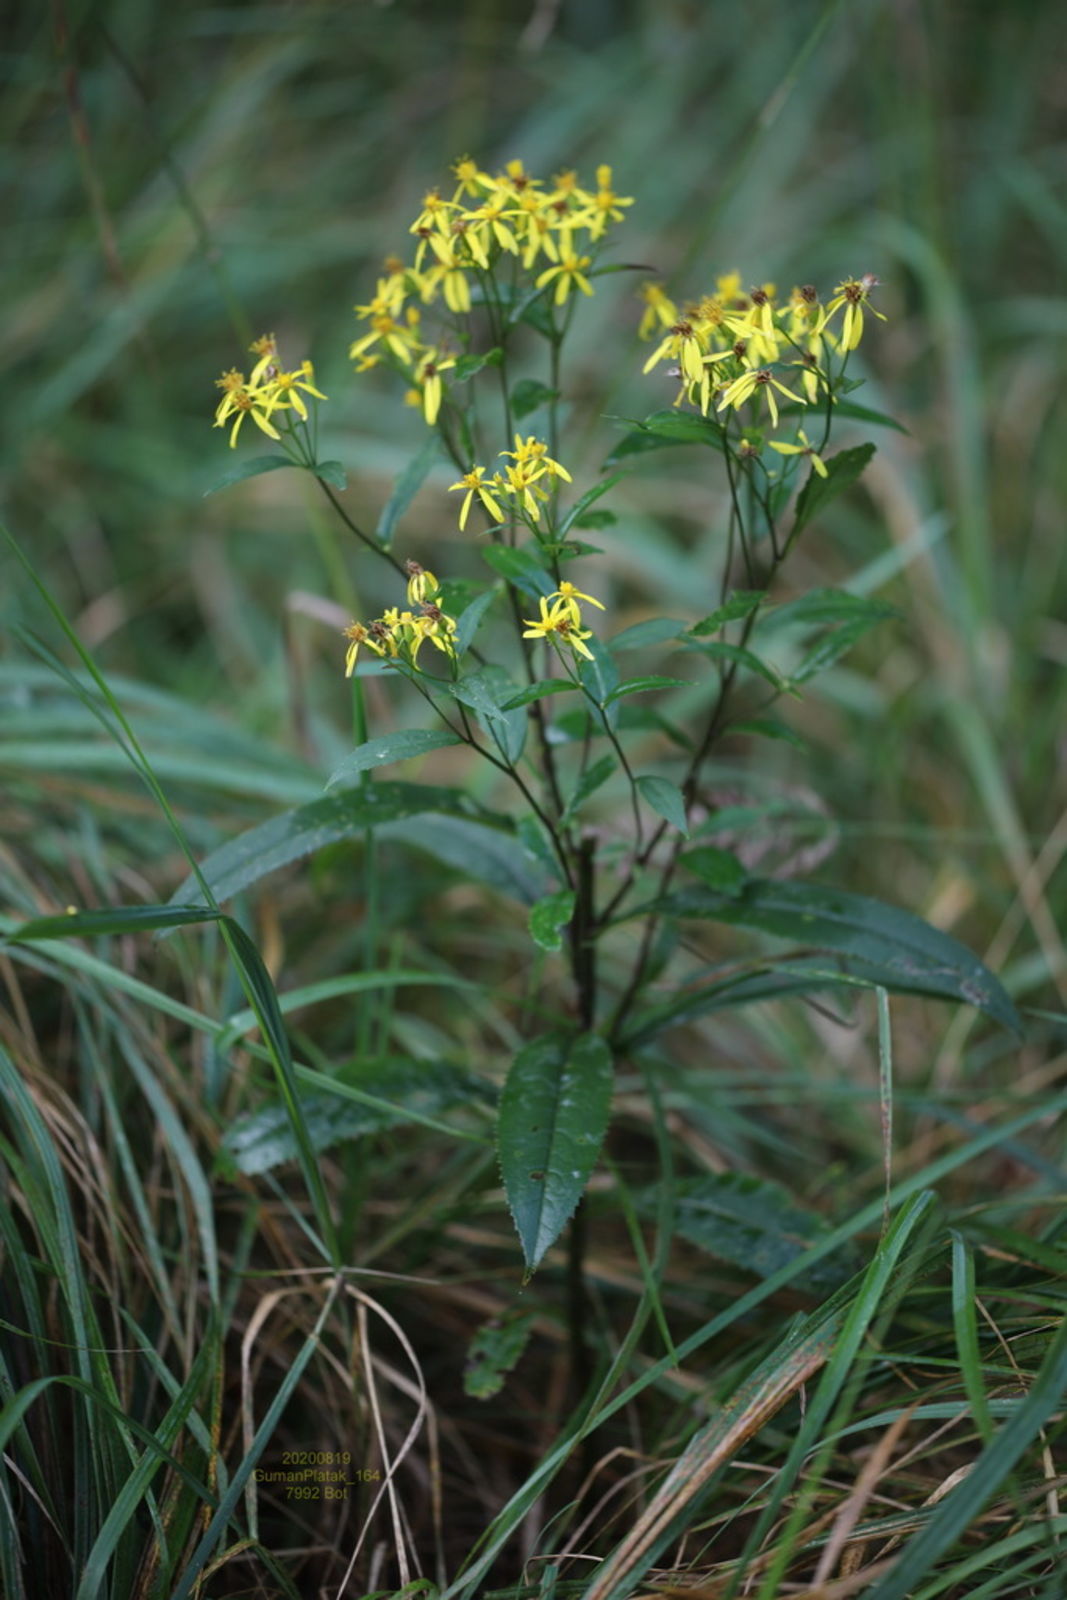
[206,156,1018,1291]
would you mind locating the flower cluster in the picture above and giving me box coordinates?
[350,157,632,425]
[213,335,326,447]
[448,433,573,531]
[639,272,885,429]
[342,563,458,678]
[522,581,605,664]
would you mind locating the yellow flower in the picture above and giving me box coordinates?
[637,283,678,340]
[768,428,828,478]
[342,620,392,677]
[423,241,471,314]
[501,462,549,522]
[215,368,245,395]
[451,155,492,198]
[413,348,455,425]
[405,560,439,604]
[535,228,594,305]
[643,319,707,385]
[499,435,572,482]
[261,360,328,421]
[448,466,505,531]
[415,603,458,663]
[495,158,541,198]
[349,312,420,363]
[410,188,453,235]
[466,196,520,257]
[819,274,885,351]
[581,164,633,239]
[522,596,595,661]
[550,581,605,626]
[213,377,282,448]
[717,366,806,429]
[248,333,279,386]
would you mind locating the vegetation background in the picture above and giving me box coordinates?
[3,1,1067,1597]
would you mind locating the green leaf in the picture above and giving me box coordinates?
[312,460,347,490]
[561,754,616,824]
[510,379,559,420]
[481,544,554,600]
[446,668,527,763]
[572,509,617,530]
[641,1174,851,1290]
[619,963,836,1047]
[761,587,898,630]
[464,1312,537,1399]
[609,617,689,651]
[379,813,549,904]
[516,814,558,880]
[604,409,727,466]
[603,675,691,705]
[454,347,503,381]
[204,454,293,496]
[758,590,898,684]
[792,442,876,536]
[558,472,625,539]
[684,638,784,689]
[828,400,910,434]
[646,880,1021,1033]
[454,588,497,656]
[375,433,441,545]
[528,890,576,953]
[499,679,578,711]
[498,1031,613,1272]
[518,292,555,338]
[680,845,747,895]
[731,717,807,749]
[790,618,879,683]
[324,728,463,789]
[168,782,481,906]
[690,590,768,635]
[542,538,604,560]
[223,1060,493,1175]
[636,774,689,836]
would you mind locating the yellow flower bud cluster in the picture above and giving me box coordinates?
[448,433,573,531]
[349,158,633,426]
[212,335,327,448]
[342,563,458,678]
[638,273,886,447]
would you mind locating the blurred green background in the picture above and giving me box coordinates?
[4,0,1066,1008]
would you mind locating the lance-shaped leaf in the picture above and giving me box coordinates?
[510,378,558,420]
[498,1031,613,1272]
[636,879,1021,1034]
[691,590,767,635]
[604,409,728,466]
[792,442,875,536]
[375,433,440,544]
[325,728,463,789]
[637,1174,855,1291]
[168,781,490,906]
[204,455,292,496]
[636,774,689,836]
[557,471,625,538]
